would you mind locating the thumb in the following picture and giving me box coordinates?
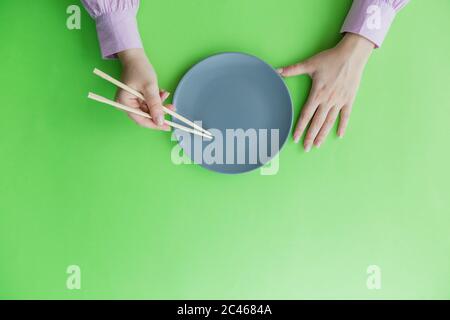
[277,59,313,77]
[143,85,165,127]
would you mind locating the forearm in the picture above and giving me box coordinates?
[118,48,147,66]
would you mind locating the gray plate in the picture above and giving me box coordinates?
[173,52,292,174]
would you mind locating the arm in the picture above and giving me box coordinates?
[278,0,409,152]
[81,0,171,130]
[341,0,410,48]
[81,0,143,59]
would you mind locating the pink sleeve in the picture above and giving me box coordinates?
[81,0,143,59]
[341,0,409,48]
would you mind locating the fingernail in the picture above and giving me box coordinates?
[276,68,283,74]
[293,133,300,144]
[157,116,164,126]
[305,144,311,152]
[316,143,321,148]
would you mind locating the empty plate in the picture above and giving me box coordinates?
[173,52,292,174]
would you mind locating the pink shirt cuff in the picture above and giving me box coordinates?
[341,0,408,48]
[81,0,143,59]
[95,7,143,59]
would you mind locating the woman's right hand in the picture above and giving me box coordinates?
[117,48,174,131]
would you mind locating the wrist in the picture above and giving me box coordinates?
[118,48,147,66]
[339,33,375,61]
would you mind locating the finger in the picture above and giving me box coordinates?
[140,99,170,131]
[314,106,340,147]
[135,95,172,131]
[116,90,158,129]
[125,98,169,131]
[158,95,174,130]
[304,104,330,152]
[127,100,163,129]
[165,103,176,112]
[127,112,161,130]
[158,102,172,131]
[277,59,313,77]
[338,105,352,138]
[139,98,149,113]
[116,89,140,108]
[158,104,176,131]
[160,89,170,102]
[293,83,320,143]
[143,85,165,127]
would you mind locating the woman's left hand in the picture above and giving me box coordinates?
[277,33,374,151]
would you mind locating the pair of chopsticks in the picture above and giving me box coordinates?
[88,68,212,139]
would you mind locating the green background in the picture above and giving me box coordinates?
[1,0,449,299]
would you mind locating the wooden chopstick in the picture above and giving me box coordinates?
[93,68,212,137]
[87,92,212,140]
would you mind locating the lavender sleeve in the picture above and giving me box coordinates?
[81,0,143,59]
[341,0,409,48]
